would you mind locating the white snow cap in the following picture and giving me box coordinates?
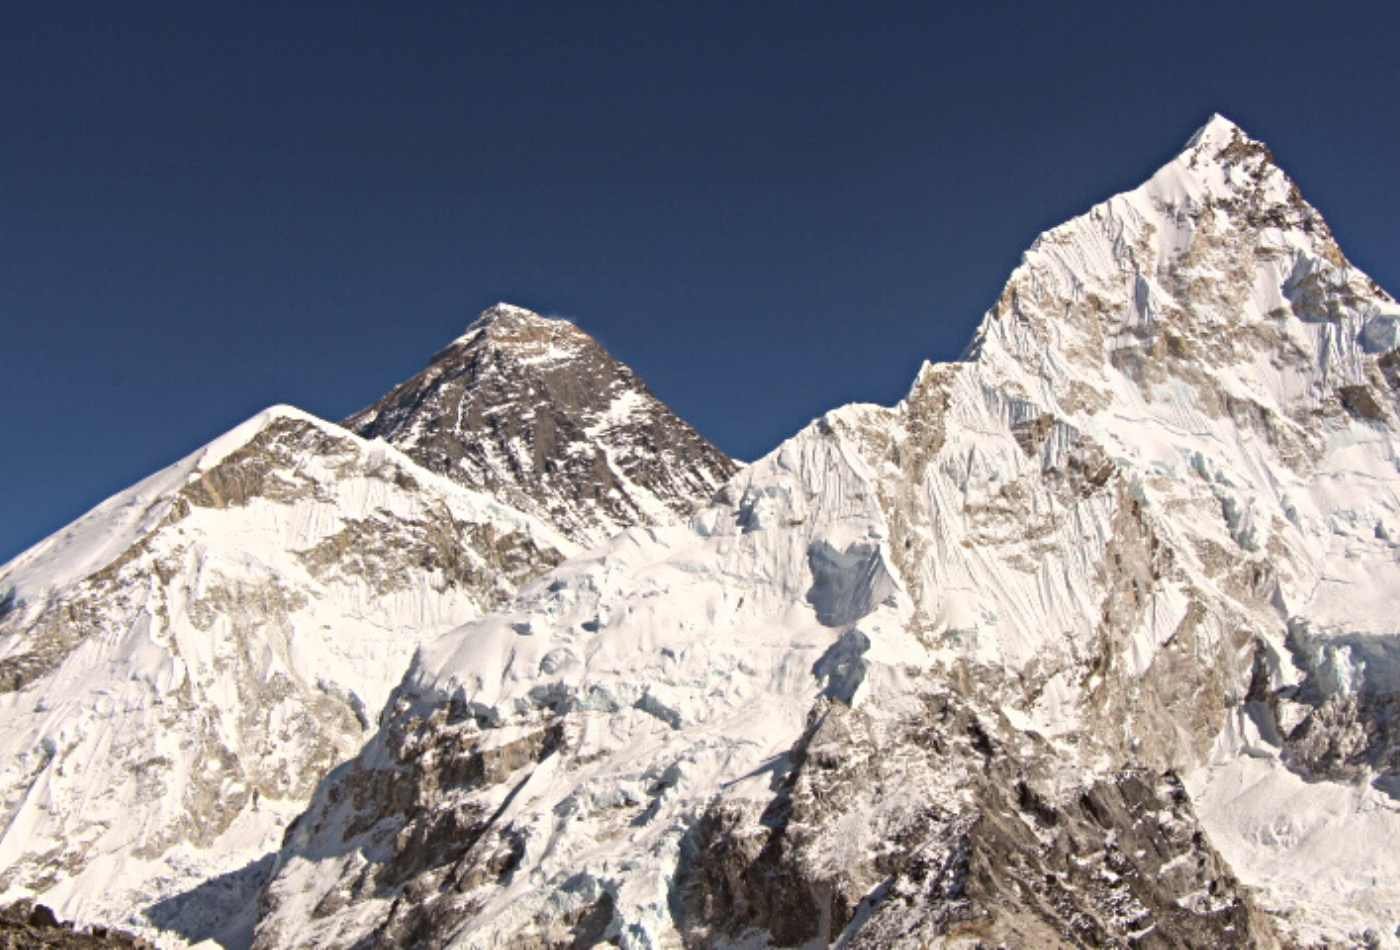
[1184,112,1248,150]
[466,301,575,334]
[482,301,542,319]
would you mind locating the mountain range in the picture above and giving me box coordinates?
[4,115,1400,948]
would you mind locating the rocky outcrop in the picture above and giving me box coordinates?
[683,696,1279,949]
[253,700,567,949]
[345,303,739,545]
[0,901,149,948]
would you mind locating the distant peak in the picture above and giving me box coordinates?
[1185,113,1245,149]
[1175,113,1280,173]
[467,302,565,331]
[483,301,544,321]
[453,303,584,347]
[435,303,596,369]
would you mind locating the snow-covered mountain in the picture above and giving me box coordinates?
[0,311,739,947]
[255,116,1400,948]
[344,303,739,546]
[0,407,575,941]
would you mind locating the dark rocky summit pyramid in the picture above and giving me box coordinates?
[345,303,740,545]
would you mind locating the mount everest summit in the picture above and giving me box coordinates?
[344,303,738,547]
[6,115,1400,948]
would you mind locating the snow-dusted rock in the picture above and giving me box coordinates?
[345,303,740,547]
[0,407,574,943]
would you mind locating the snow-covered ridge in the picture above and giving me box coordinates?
[2,401,575,640]
[256,115,1400,948]
[0,405,579,943]
[1,405,316,601]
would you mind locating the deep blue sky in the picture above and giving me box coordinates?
[3,2,1399,563]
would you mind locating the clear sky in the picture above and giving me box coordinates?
[3,1,1399,563]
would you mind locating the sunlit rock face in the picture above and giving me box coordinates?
[345,302,740,547]
[255,117,1400,949]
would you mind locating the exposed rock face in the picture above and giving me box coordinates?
[0,901,149,948]
[683,697,1276,949]
[254,116,1400,949]
[0,407,573,940]
[345,303,739,546]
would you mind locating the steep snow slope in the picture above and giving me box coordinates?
[960,114,1400,945]
[0,406,575,943]
[257,116,1400,947]
[345,303,739,546]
